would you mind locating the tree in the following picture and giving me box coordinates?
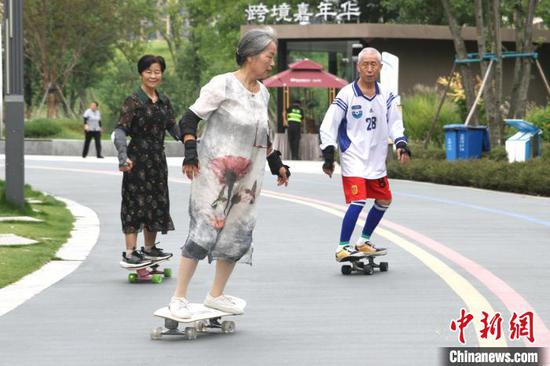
[508,0,538,119]
[23,0,156,118]
[440,0,480,125]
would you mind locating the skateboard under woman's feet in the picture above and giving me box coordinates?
[120,256,172,284]
[151,299,246,340]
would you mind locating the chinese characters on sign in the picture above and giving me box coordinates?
[450,308,535,344]
[245,1,361,25]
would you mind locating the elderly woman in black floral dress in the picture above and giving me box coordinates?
[114,55,180,268]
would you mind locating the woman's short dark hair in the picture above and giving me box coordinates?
[235,28,277,66]
[137,55,166,74]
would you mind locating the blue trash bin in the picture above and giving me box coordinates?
[444,124,491,160]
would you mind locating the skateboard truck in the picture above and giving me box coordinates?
[341,255,388,275]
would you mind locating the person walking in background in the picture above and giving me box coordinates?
[82,102,104,158]
[168,28,290,319]
[319,47,411,262]
[113,55,180,268]
[285,99,304,160]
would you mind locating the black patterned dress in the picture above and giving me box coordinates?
[115,88,178,234]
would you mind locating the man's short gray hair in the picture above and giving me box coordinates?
[236,27,278,66]
[357,47,382,64]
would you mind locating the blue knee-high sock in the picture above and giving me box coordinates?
[361,202,389,240]
[339,201,365,244]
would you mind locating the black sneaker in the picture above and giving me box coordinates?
[121,250,152,268]
[141,245,173,260]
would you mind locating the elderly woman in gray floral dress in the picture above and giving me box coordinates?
[114,55,180,269]
[167,28,290,318]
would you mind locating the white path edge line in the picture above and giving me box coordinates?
[0,197,99,317]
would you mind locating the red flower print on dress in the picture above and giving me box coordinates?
[209,156,252,185]
[209,156,252,216]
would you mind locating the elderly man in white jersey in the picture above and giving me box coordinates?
[319,47,411,262]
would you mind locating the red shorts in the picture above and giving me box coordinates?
[342,176,392,203]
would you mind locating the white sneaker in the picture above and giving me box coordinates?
[204,293,244,314]
[168,296,191,319]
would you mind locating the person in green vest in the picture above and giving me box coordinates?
[285,100,304,160]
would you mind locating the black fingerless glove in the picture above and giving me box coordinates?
[183,140,199,166]
[267,150,291,178]
[322,145,335,170]
[396,141,412,157]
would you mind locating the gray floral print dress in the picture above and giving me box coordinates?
[115,88,178,234]
[181,73,270,263]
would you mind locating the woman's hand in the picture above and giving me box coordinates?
[277,166,289,187]
[119,159,134,172]
[183,163,200,180]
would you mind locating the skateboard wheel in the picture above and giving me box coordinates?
[379,262,389,272]
[151,274,163,284]
[196,320,208,332]
[221,321,235,334]
[185,327,197,340]
[164,318,178,330]
[150,327,163,340]
[128,273,138,283]
[341,265,352,275]
[163,268,172,278]
[363,265,374,275]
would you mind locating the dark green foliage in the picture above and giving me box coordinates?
[388,150,550,196]
[24,119,63,138]
[525,104,550,142]
[401,86,462,145]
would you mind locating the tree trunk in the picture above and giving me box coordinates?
[46,87,59,119]
[516,0,537,118]
[474,0,497,136]
[493,0,504,144]
[508,6,524,118]
[508,0,538,119]
[441,0,479,125]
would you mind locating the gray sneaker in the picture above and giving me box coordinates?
[121,250,152,267]
[141,245,173,260]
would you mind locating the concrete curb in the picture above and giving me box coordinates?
[0,197,99,317]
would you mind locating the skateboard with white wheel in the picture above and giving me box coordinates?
[151,299,246,340]
[340,253,388,275]
[120,256,172,284]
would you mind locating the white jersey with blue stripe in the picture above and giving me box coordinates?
[320,81,407,179]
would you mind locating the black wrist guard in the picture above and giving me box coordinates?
[183,140,199,166]
[396,141,411,157]
[322,145,335,164]
[266,150,290,178]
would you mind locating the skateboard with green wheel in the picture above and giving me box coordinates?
[122,256,172,284]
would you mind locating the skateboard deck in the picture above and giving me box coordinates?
[151,299,246,340]
[120,256,172,283]
[340,252,388,275]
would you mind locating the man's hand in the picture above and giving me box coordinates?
[395,141,411,165]
[119,159,134,172]
[321,146,335,178]
[322,161,335,178]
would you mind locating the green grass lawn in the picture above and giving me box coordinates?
[0,182,74,288]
